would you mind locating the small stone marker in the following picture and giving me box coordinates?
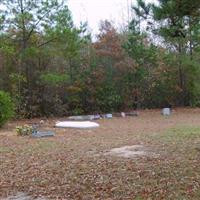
[100,114,113,119]
[162,108,171,116]
[121,112,126,117]
[105,113,112,118]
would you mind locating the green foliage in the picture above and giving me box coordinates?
[40,73,69,86]
[96,85,122,113]
[16,125,33,136]
[9,73,27,83]
[0,91,14,127]
[66,85,84,115]
[1,0,200,118]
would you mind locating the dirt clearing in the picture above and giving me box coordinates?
[104,145,159,158]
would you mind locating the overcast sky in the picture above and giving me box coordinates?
[68,0,156,35]
[1,0,156,35]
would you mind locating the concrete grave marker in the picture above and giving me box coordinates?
[32,125,55,138]
[68,115,100,121]
[162,108,171,116]
[55,121,99,129]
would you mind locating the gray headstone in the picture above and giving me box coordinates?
[162,108,171,116]
[101,114,112,119]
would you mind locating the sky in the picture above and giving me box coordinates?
[0,0,156,36]
[68,0,155,35]
[0,0,156,35]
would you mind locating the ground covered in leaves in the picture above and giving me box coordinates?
[1,108,200,200]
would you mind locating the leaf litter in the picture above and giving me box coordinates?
[1,108,200,199]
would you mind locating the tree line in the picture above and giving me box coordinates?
[0,0,200,118]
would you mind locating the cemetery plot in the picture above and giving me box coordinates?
[1,108,200,199]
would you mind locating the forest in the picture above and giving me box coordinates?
[1,0,200,118]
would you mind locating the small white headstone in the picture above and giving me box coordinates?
[121,112,126,117]
[162,108,171,116]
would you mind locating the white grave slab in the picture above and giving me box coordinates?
[55,121,99,129]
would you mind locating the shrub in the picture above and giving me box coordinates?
[66,85,84,115]
[16,125,33,136]
[0,91,14,127]
[96,85,122,113]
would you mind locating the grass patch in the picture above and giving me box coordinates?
[155,126,200,143]
[0,147,12,153]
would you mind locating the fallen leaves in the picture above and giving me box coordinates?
[1,108,200,199]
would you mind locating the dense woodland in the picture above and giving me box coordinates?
[0,0,200,118]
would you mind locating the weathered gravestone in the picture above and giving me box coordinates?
[101,114,113,119]
[162,108,171,116]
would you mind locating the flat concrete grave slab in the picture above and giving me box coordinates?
[3,192,47,200]
[68,115,101,121]
[32,125,55,138]
[125,112,139,117]
[32,131,55,138]
[55,121,99,129]
[105,145,158,158]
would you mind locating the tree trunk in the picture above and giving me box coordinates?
[177,43,186,106]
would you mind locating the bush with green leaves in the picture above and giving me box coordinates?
[96,85,122,113]
[0,91,14,127]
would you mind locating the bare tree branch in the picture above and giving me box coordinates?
[37,38,57,48]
